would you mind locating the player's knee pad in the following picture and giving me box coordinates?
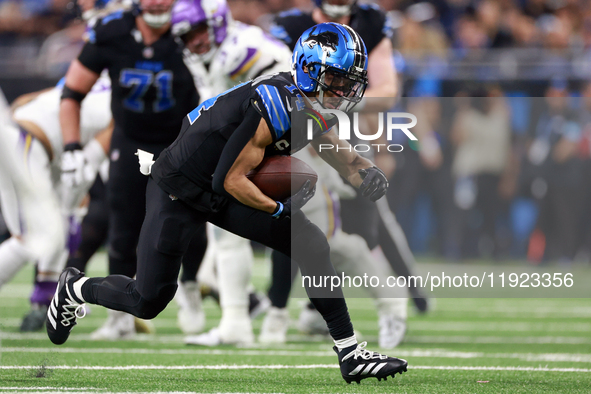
[135,283,178,319]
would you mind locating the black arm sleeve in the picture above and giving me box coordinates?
[211,104,263,195]
[77,42,107,74]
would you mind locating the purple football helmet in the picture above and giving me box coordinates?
[171,0,231,62]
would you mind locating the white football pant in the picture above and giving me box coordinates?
[0,123,66,287]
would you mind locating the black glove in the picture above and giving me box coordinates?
[271,180,316,220]
[359,166,388,202]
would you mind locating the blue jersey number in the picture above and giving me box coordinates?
[120,69,175,113]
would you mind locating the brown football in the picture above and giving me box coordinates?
[246,156,318,201]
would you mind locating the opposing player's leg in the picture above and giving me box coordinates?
[329,230,407,349]
[47,179,208,344]
[213,228,255,344]
[376,198,429,312]
[259,250,296,343]
[176,225,208,335]
[66,177,109,272]
[0,128,66,331]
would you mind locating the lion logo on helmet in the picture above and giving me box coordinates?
[303,31,339,54]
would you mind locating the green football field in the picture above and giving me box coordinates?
[1,252,590,393]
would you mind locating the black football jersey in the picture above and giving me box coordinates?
[78,10,199,144]
[151,72,331,208]
[270,4,391,54]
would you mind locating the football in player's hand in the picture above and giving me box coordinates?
[247,156,318,201]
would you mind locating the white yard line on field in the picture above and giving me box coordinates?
[349,321,591,332]
[0,364,590,373]
[4,332,591,345]
[404,335,591,345]
[0,388,102,392]
[3,319,591,332]
[0,391,274,394]
[4,346,591,363]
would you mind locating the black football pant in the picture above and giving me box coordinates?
[106,131,204,282]
[81,178,354,341]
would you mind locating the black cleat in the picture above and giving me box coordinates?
[409,286,430,313]
[335,341,408,384]
[248,292,270,319]
[46,268,86,345]
[20,304,48,332]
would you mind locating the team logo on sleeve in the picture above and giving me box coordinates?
[304,31,339,54]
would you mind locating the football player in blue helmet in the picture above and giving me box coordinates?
[268,0,429,322]
[292,22,368,113]
[47,20,408,384]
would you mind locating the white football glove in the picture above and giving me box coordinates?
[61,140,106,213]
[61,144,88,188]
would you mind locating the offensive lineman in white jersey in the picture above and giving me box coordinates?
[0,76,112,325]
[169,0,293,343]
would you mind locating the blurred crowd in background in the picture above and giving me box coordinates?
[2,0,591,78]
[1,0,591,264]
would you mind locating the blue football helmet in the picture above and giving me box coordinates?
[291,22,368,112]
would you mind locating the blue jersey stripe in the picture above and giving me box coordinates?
[187,81,249,125]
[255,85,290,139]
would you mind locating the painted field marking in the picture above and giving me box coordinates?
[0,388,101,391]
[0,365,590,373]
[3,347,591,363]
[0,390,272,394]
[4,332,591,345]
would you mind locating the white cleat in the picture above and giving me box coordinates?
[219,316,254,345]
[258,307,290,344]
[297,305,328,336]
[90,310,135,340]
[176,280,205,335]
[378,314,406,349]
[185,323,254,347]
[185,327,222,346]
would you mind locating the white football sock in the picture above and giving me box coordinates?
[72,277,89,303]
[375,298,408,320]
[215,231,253,310]
[334,335,357,351]
[0,237,33,287]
